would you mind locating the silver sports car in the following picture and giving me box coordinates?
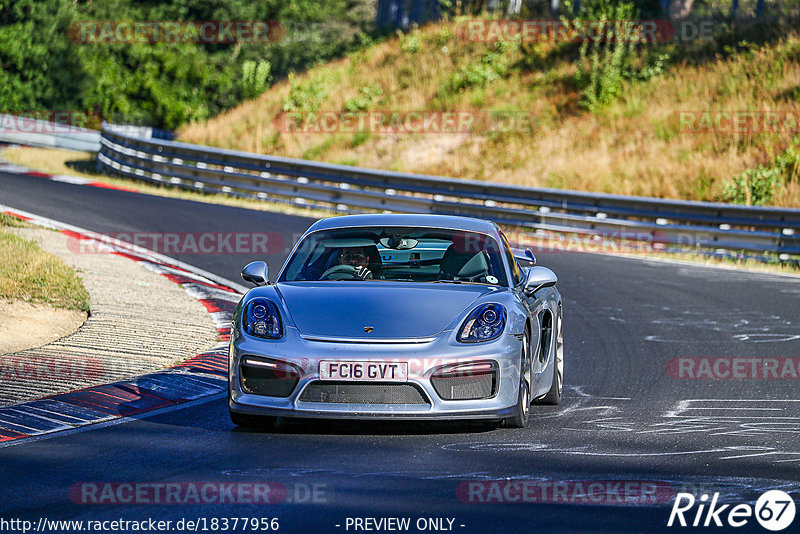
[228,214,562,428]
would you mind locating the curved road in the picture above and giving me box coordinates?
[1,170,799,533]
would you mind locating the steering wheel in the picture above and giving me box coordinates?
[319,264,372,281]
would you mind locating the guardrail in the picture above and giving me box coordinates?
[0,116,175,152]
[98,126,800,256]
[0,114,101,152]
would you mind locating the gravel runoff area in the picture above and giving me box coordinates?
[0,226,220,407]
[0,301,86,356]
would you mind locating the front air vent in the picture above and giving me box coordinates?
[431,361,498,400]
[240,357,300,397]
[299,382,429,404]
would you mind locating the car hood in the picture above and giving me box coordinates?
[275,281,498,340]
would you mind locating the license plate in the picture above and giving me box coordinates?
[319,361,408,382]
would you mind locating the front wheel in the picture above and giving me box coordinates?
[505,327,532,428]
[536,307,563,405]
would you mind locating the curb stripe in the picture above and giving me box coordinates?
[0,430,29,442]
[88,181,138,192]
[15,166,137,193]
[0,208,244,444]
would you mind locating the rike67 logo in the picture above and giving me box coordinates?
[668,490,795,531]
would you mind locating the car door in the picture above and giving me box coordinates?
[498,232,546,380]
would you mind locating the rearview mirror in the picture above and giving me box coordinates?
[378,236,418,250]
[523,266,557,295]
[242,261,269,286]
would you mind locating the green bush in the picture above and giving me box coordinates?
[569,1,674,111]
[722,137,800,205]
[722,167,782,205]
[282,73,328,113]
[636,51,672,82]
[775,140,800,181]
[344,85,383,112]
[0,0,375,129]
[399,28,423,54]
[447,41,513,94]
[350,131,370,147]
[575,2,638,111]
[242,60,272,100]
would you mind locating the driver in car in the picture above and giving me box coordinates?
[337,247,372,279]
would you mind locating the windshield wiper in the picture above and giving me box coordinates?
[431,280,485,285]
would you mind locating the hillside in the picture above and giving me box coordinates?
[0,0,374,129]
[180,18,800,207]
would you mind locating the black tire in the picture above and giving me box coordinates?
[230,410,277,429]
[505,327,532,428]
[537,308,563,405]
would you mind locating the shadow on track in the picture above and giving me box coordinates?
[232,417,499,436]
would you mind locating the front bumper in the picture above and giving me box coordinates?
[228,325,522,421]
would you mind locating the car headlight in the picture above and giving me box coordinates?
[457,303,506,343]
[243,299,283,339]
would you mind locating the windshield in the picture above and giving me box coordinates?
[279,226,509,286]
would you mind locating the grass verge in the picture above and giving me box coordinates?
[0,215,90,311]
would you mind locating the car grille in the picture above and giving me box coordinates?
[431,371,495,400]
[299,382,429,405]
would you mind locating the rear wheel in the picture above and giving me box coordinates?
[537,307,563,405]
[229,410,277,429]
[505,327,532,428]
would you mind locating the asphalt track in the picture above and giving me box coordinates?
[1,170,799,533]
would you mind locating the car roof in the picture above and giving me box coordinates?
[308,214,499,235]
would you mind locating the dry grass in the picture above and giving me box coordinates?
[180,21,800,207]
[0,213,28,228]
[0,217,90,311]
[1,147,99,182]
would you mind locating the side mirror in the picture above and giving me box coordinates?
[523,266,557,295]
[242,261,269,287]
[513,248,536,265]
